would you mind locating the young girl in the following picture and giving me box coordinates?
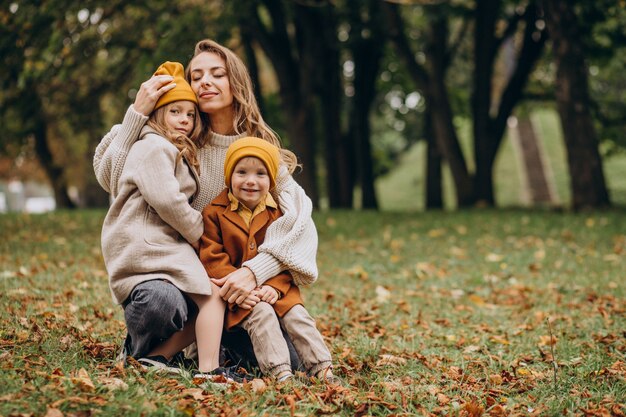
[100,61,232,380]
[94,39,317,371]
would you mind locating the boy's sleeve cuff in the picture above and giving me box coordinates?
[243,253,283,286]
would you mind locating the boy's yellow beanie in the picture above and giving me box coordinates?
[153,61,198,110]
[224,137,281,189]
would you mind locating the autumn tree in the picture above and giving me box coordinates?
[1,1,224,208]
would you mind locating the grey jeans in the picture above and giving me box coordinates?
[122,280,302,370]
[122,280,194,358]
[240,302,332,377]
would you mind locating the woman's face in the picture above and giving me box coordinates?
[188,52,234,117]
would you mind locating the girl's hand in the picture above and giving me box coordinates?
[257,286,279,305]
[133,74,176,116]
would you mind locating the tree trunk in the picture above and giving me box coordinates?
[240,28,265,116]
[30,94,75,209]
[472,2,547,207]
[472,0,500,206]
[348,0,385,210]
[296,2,352,208]
[426,12,474,207]
[425,107,443,209]
[240,0,320,206]
[384,2,474,208]
[542,0,610,209]
[321,30,352,208]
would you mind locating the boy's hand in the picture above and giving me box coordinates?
[257,285,279,305]
[239,290,260,310]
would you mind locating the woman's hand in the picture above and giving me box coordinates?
[211,267,257,305]
[133,74,176,116]
[257,285,279,305]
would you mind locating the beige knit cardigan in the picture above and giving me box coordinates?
[101,127,210,304]
[94,105,318,287]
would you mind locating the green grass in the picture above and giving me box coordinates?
[1,209,624,416]
[377,108,626,210]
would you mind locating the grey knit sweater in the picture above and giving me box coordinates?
[93,105,318,286]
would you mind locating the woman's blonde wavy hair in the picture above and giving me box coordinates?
[147,103,203,175]
[185,39,299,174]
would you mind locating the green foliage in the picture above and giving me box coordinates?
[0,1,229,191]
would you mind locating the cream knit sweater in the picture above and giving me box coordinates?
[93,105,318,286]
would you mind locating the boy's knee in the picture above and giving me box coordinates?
[248,301,276,323]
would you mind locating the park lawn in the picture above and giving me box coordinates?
[0,209,624,416]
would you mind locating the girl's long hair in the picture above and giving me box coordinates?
[186,39,299,174]
[147,102,203,174]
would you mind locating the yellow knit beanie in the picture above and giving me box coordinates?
[153,61,198,110]
[224,137,281,189]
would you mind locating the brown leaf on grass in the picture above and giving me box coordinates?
[437,392,451,405]
[611,404,626,417]
[248,378,267,393]
[71,368,95,392]
[488,404,507,416]
[579,406,615,417]
[354,402,370,417]
[489,374,503,385]
[461,401,485,417]
[180,387,206,400]
[51,396,90,408]
[538,335,557,346]
[99,377,128,391]
[464,345,481,353]
[489,335,510,345]
[375,285,391,303]
[376,354,407,367]
[347,265,369,280]
[283,394,296,417]
[44,408,64,417]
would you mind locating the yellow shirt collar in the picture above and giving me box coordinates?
[227,191,277,227]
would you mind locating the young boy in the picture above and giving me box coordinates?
[199,137,337,383]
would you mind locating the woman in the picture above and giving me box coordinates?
[94,39,317,371]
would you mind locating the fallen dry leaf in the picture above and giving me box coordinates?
[99,377,128,391]
[70,368,95,392]
[376,354,407,367]
[44,408,64,417]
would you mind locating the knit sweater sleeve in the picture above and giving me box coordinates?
[93,105,148,196]
[242,166,318,287]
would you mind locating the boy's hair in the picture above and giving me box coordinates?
[147,103,202,174]
[186,39,300,174]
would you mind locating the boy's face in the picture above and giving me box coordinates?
[231,157,270,211]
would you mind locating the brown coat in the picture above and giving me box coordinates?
[199,189,303,330]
